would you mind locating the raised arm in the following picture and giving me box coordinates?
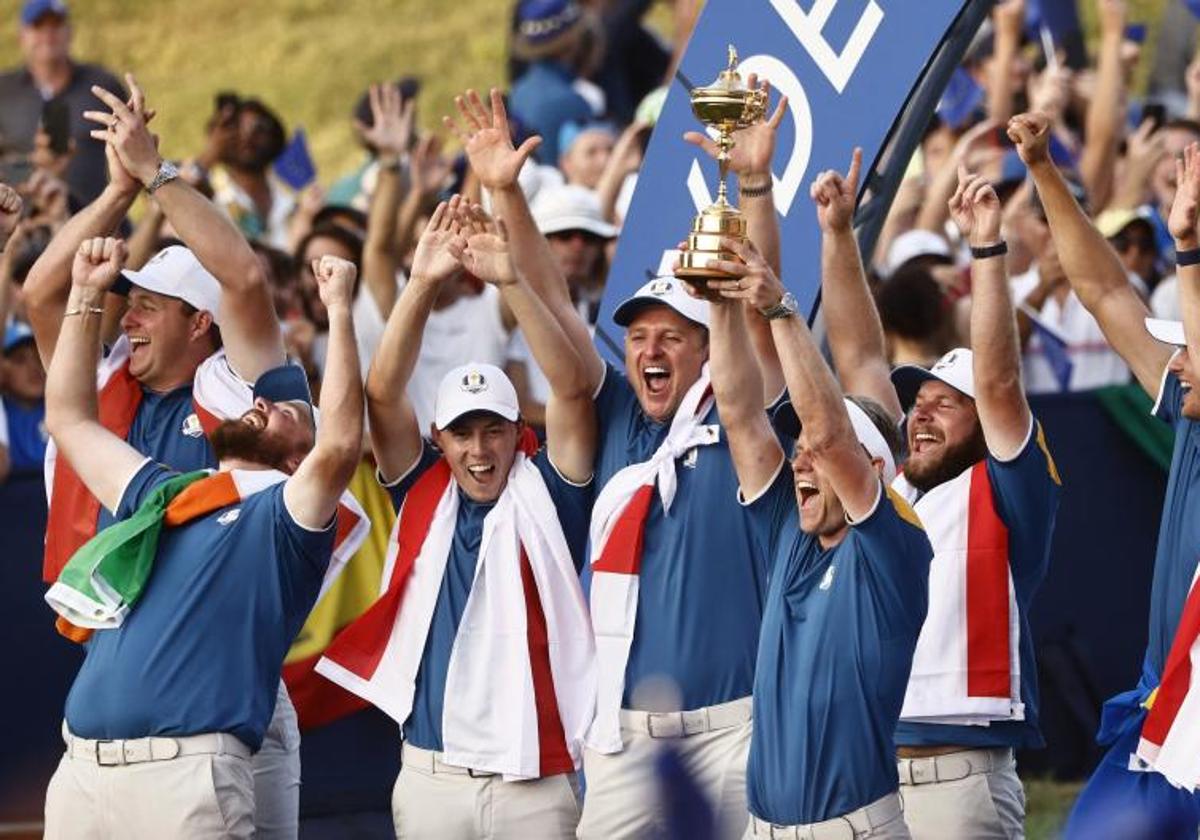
[1078,0,1128,212]
[366,199,463,480]
[710,236,878,520]
[284,256,364,529]
[1168,142,1200,371]
[87,77,285,382]
[44,238,148,513]
[453,204,596,482]
[1009,111,1171,396]
[949,165,1031,458]
[812,148,903,421]
[358,83,417,319]
[445,89,606,394]
[986,0,1025,124]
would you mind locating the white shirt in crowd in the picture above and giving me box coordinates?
[1151,274,1181,322]
[1011,268,1146,393]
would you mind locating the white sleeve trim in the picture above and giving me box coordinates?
[844,480,884,526]
[592,362,610,400]
[737,455,787,506]
[546,455,593,489]
[282,490,339,534]
[988,415,1036,464]
[1152,350,1182,418]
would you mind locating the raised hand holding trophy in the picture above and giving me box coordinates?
[674,45,768,284]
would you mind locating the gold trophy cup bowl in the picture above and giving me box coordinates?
[675,45,768,285]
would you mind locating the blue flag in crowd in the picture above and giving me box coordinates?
[274,128,316,190]
[596,0,976,361]
[938,67,984,130]
[1186,0,1200,21]
[1027,312,1074,392]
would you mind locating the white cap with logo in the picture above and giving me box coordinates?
[115,245,223,325]
[612,277,710,329]
[891,347,977,411]
[434,363,521,430]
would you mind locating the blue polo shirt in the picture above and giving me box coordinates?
[384,442,592,752]
[745,468,931,825]
[95,382,216,531]
[581,363,774,710]
[3,398,47,471]
[65,461,334,750]
[894,420,1061,750]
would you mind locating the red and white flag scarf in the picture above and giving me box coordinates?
[315,445,596,781]
[43,337,369,597]
[895,461,1024,725]
[1138,563,1200,790]
[585,366,718,754]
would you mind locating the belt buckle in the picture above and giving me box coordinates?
[95,740,123,766]
[646,713,683,739]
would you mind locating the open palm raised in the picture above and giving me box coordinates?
[444,88,542,191]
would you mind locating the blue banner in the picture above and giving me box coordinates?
[596,0,976,360]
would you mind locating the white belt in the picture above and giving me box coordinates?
[402,743,497,778]
[620,696,752,739]
[748,792,902,839]
[896,747,1013,786]
[63,722,251,767]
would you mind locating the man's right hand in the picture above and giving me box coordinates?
[410,194,465,284]
[1169,141,1200,249]
[0,183,23,251]
[86,76,162,187]
[71,237,127,291]
[313,255,358,310]
[1007,112,1052,166]
[356,82,416,160]
[810,147,862,233]
[684,75,788,179]
[443,88,542,192]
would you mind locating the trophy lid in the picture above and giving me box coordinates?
[690,45,765,128]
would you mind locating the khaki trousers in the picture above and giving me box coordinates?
[391,744,581,839]
[898,748,1025,839]
[253,680,301,839]
[44,728,254,839]
[577,696,753,840]
[745,792,910,839]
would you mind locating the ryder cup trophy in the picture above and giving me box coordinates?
[674,45,768,284]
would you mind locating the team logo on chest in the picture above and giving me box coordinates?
[681,424,720,469]
[217,509,241,526]
[181,413,204,438]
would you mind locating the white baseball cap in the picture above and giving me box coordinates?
[612,276,710,329]
[891,347,977,410]
[884,230,953,278]
[114,245,223,325]
[531,184,618,238]
[434,363,521,431]
[1146,317,1186,346]
[772,397,898,483]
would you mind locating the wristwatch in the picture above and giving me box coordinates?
[145,160,180,194]
[759,291,799,320]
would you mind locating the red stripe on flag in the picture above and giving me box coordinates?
[519,547,573,776]
[1142,576,1200,746]
[966,461,1011,698]
[591,484,655,575]
[283,650,369,730]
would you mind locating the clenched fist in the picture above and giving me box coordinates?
[72,237,128,291]
[311,255,357,309]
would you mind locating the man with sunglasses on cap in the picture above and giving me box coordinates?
[805,151,1061,837]
[1009,111,1200,835]
[700,226,930,838]
[23,76,340,839]
[42,242,364,839]
[317,197,597,838]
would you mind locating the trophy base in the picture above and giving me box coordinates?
[675,199,747,285]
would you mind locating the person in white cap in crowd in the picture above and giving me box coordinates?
[882,229,954,279]
[445,83,784,840]
[808,152,1061,837]
[1007,111,1200,835]
[42,242,364,840]
[22,77,317,839]
[506,181,616,428]
[699,228,930,838]
[316,197,597,838]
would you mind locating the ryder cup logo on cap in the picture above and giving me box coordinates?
[435,363,520,431]
[114,245,223,325]
[891,347,977,411]
[612,276,710,329]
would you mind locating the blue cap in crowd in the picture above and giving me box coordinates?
[252,363,315,428]
[3,321,35,355]
[21,0,68,26]
[512,0,587,60]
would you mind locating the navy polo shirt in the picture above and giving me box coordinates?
[894,420,1060,749]
[66,461,334,750]
[744,467,931,825]
[4,398,47,471]
[384,442,592,752]
[581,363,774,710]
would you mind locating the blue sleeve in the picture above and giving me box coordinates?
[849,484,933,636]
[985,419,1062,588]
[1154,367,1185,428]
[594,362,637,427]
[533,450,594,572]
[271,483,337,585]
[740,461,794,565]
[380,442,442,513]
[114,460,179,519]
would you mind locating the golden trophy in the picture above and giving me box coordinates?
[675,45,768,284]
